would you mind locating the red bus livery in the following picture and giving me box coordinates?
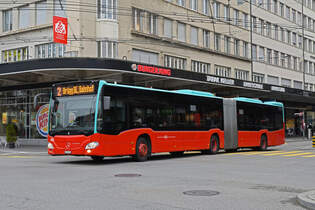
[48,80,285,161]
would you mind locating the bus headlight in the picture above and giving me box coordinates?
[85,142,99,150]
[48,143,54,149]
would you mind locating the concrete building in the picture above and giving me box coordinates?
[0,0,314,143]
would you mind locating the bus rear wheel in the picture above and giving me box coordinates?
[258,135,268,151]
[91,156,104,162]
[135,137,150,162]
[209,135,219,155]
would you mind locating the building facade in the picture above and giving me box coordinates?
[0,0,315,142]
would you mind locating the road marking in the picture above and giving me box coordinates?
[283,152,313,157]
[222,150,281,156]
[1,156,34,158]
[301,154,315,157]
[262,151,302,156]
[240,151,286,155]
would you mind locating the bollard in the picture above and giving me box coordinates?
[313,136,315,148]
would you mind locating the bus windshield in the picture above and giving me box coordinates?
[49,95,97,136]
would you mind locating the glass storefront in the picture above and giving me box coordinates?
[0,88,50,139]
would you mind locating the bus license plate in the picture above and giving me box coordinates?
[65,151,71,154]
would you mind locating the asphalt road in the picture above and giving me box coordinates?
[0,139,314,210]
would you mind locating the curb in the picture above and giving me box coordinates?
[297,191,315,210]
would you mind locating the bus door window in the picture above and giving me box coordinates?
[101,96,126,134]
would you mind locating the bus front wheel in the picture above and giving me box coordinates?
[135,137,150,162]
[258,135,268,151]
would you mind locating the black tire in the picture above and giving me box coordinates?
[170,151,184,157]
[258,135,268,151]
[91,156,104,161]
[208,135,220,155]
[135,137,150,162]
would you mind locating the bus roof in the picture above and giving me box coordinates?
[234,97,283,107]
[100,80,222,99]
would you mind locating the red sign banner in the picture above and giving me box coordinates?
[53,16,68,45]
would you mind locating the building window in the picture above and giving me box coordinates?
[164,55,186,70]
[148,13,158,35]
[19,5,30,29]
[2,47,28,63]
[233,9,239,26]
[293,56,297,70]
[253,73,264,83]
[215,65,231,77]
[297,12,302,25]
[97,0,117,19]
[280,53,285,67]
[267,75,279,85]
[203,0,210,15]
[234,39,240,56]
[273,25,278,40]
[235,69,249,80]
[36,1,47,25]
[203,30,210,48]
[98,41,118,59]
[252,16,257,33]
[309,62,313,74]
[243,13,248,29]
[292,9,296,23]
[190,26,198,45]
[287,55,292,69]
[281,78,291,87]
[191,60,210,74]
[214,33,221,51]
[133,8,144,32]
[287,31,291,44]
[252,44,257,61]
[280,28,285,42]
[164,18,173,38]
[2,9,12,32]
[273,0,277,13]
[274,51,279,65]
[243,42,248,58]
[35,43,65,59]
[293,81,303,89]
[286,6,290,20]
[292,32,297,46]
[54,0,66,17]
[224,36,230,54]
[266,22,271,37]
[213,1,220,19]
[259,47,265,62]
[224,5,230,22]
[177,0,185,7]
[279,2,284,17]
[266,49,272,64]
[132,49,158,65]
[190,0,197,10]
[177,23,186,42]
[298,35,302,48]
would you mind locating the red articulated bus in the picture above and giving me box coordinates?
[48,80,285,161]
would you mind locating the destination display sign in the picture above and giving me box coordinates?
[54,82,97,97]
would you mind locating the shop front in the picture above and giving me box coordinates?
[0,88,50,145]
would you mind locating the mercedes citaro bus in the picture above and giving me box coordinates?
[47,80,285,161]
